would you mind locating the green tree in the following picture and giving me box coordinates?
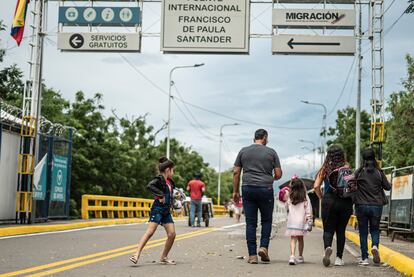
[0,21,25,106]
[327,107,371,167]
[383,55,414,168]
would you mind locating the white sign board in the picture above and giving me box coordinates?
[161,0,250,53]
[276,0,355,3]
[272,34,355,55]
[57,32,141,52]
[391,175,413,200]
[272,9,355,29]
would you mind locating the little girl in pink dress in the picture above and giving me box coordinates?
[279,176,313,265]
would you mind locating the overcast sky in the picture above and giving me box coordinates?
[1,0,413,186]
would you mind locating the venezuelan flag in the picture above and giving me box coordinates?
[10,0,30,46]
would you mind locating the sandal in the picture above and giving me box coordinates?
[160,258,176,265]
[130,253,140,264]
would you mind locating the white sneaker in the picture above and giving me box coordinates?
[295,256,305,264]
[322,247,332,267]
[334,257,345,266]
[289,255,296,265]
[359,258,370,266]
[371,246,381,264]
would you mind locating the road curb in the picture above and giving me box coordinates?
[0,218,149,237]
[315,219,414,276]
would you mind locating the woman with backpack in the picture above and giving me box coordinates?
[314,144,353,267]
[354,148,391,266]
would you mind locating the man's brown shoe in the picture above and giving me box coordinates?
[247,255,258,264]
[258,247,270,263]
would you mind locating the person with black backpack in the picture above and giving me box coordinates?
[354,148,391,266]
[314,145,353,267]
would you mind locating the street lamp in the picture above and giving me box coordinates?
[301,146,316,173]
[166,63,205,159]
[301,100,328,164]
[299,139,317,172]
[218,123,239,205]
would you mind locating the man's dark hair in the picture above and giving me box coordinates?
[254,129,268,140]
[194,172,202,180]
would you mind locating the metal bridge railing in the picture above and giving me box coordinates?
[81,194,228,220]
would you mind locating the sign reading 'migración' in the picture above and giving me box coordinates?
[161,0,250,53]
[272,9,355,29]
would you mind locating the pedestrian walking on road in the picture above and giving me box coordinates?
[354,148,391,266]
[233,198,243,223]
[130,156,177,265]
[187,173,206,227]
[314,145,353,267]
[233,129,283,264]
[280,176,313,265]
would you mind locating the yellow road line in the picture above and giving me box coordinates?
[0,229,210,277]
[26,228,217,277]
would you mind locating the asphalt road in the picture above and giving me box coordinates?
[0,217,401,277]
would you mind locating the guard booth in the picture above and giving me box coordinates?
[34,130,73,221]
[388,166,414,240]
[0,101,73,223]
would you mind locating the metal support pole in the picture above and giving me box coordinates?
[356,0,363,168]
[65,128,73,218]
[218,133,223,205]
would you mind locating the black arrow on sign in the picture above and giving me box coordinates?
[287,38,340,49]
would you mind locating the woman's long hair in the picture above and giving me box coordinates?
[289,177,307,205]
[361,148,380,173]
[318,144,347,185]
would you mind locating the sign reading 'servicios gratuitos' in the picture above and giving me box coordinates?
[161,0,250,53]
[273,9,355,29]
[57,32,141,52]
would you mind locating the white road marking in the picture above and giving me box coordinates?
[0,219,186,240]
[219,222,246,229]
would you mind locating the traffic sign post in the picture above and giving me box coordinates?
[272,35,355,55]
[57,33,141,52]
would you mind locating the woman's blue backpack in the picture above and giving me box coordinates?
[328,166,358,198]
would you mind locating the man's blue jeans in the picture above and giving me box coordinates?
[190,200,202,226]
[242,185,274,256]
[355,204,383,260]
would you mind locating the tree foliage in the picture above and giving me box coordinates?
[0,25,229,217]
[327,54,414,169]
[383,55,414,168]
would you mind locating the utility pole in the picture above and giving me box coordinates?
[355,0,363,168]
[217,123,239,205]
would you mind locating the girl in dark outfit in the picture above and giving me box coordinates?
[314,145,353,267]
[130,157,177,265]
[354,148,391,266]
